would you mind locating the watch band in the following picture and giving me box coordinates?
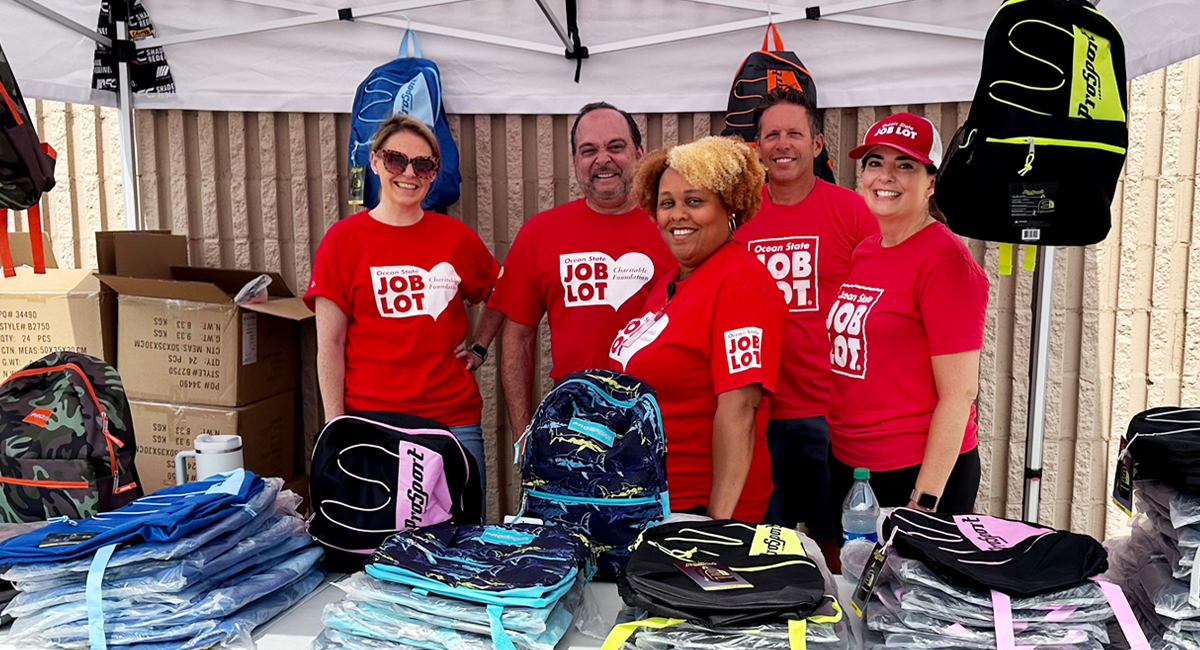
[469,343,488,363]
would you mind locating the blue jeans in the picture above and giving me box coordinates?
[448,423,487,514]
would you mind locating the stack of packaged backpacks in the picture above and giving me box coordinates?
[844,509,1150,650]
[0,470,324,650]
[1106,407,1200,649]
[606,518,850,650]
[313,522,595,650]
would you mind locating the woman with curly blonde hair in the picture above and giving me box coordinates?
[609,136,786,521]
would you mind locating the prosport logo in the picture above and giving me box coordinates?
[22,408,54,428]
[1077,30,1102,119]
[403,447,429,529]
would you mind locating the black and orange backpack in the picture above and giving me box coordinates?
[721,24,835,183]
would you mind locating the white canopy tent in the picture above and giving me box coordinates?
[3,0,1199,524]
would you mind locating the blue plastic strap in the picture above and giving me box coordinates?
[399,29,422,59]
[205,468,245,495]
[486,604,517,650]
[86,543,118,650]
[660,492,672,519]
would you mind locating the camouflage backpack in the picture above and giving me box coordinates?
[0,352,141,522]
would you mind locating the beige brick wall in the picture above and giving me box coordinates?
[11,58,1197,532]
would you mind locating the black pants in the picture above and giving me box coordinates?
[763,416,835,541]
[829,447,981,543]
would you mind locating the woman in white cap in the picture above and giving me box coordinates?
[826,113,989,530]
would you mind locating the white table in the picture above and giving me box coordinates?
[253,574,865,650]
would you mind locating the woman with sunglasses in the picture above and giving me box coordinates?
[304,114,500,505]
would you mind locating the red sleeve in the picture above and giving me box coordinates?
[917,257,989,355]
[486,223,545,327]
[710,286,785,395]
[460,228,500,305]
[303,227,351,316]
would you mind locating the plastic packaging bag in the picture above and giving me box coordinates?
[889,556,1109,609]
[899,582,1113,625]
[867,605,1104,649]
[0,478,288,584]
[334,572,555,634]
[322,597,570,650]
[4,520,313,618]
[1,567,323,650]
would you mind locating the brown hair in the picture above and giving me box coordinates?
[633,136,765,228]
[753,86,823,137]
[370,114,440,159]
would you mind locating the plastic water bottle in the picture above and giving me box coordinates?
[842,468,880,544]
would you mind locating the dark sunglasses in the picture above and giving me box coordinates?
[377,150,440,179]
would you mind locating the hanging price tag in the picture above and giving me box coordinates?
[850,541,892,616]
[1111,435,1135,516]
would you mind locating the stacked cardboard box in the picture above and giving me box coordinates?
[96,232,312,492]
[0,233,115,379]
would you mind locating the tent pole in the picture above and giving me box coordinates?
[9,0,112,46]
[533,0,571,48]
[115,7,141,230]
[1021,245,1056,523]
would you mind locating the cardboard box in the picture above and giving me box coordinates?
[0,233,115,379]
[97,233,313,406]
[130,391,296,492]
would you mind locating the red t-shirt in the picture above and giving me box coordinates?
[609,243,786,522]
[734,181,878,419]
[488,199,675,382]
[826,221,989,471]
[303,210,499,426]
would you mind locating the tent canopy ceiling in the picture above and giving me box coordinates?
[2,0,1199,115]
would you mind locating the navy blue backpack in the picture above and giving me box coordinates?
[517,370,669,578]
[348,31,461,211]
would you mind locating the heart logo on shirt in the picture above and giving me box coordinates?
[560,252,655,310]
[371,263,462,320]
[609,311,670,370]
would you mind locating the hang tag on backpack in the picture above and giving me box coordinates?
[1111,435,1134,516]
[850,541,892,616]
[39,532,98,548]
[674,561,753,591]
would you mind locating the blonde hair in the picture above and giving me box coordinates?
[633,136,765,227]
[370,114,440,159]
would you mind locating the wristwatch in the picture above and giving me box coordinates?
[910,490,939,512]
[468,343,489,363]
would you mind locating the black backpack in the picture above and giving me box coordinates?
[721,24,835,183]
[936,0,1127,246]
[0,39,56,212]
[0,352,142,523]
[308,411,482,556]
[619,520,829,627]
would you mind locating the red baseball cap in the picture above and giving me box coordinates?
[848,112,943,167]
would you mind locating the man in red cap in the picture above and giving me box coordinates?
[733,88,877,560]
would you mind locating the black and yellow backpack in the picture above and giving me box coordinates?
[936,0,1127,246]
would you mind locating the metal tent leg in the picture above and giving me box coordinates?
[114,7,141,230]
[1022,245,1056,523]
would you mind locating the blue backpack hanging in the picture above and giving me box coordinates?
[516,370,669,579]
[348,30,461,211]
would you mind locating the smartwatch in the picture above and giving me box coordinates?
[910,490,939,512]
[468,343,489,363]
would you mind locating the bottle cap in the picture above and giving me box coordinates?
[853,468,870,480]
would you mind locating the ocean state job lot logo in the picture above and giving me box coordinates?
[372,263,462,319]
[560,252,654,310]
[748,236,819,312]
[826,285,883,379]
[609,311,670,370]
[724,327,763,375]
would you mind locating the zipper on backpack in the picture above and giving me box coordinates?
[986,135,1126,177]
[527,489,661,506]
[0,476,90,489]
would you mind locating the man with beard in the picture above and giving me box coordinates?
[733,88,877,561]
[487,102,674,440]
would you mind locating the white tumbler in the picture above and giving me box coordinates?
[175,434,245,485]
